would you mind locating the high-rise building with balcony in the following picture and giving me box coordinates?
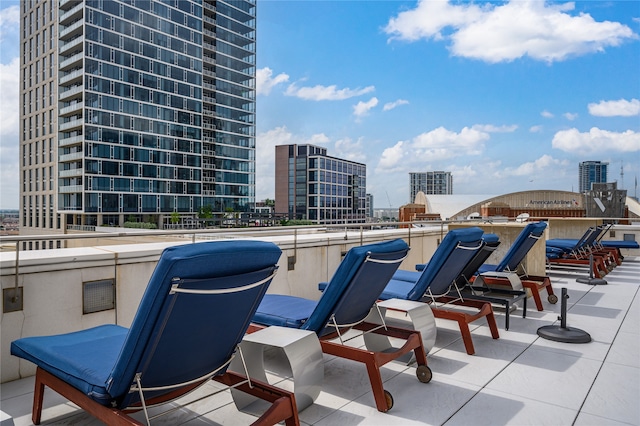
[579,161,608,193]
[409,171,452,201]
[20,0,256,247]
[275,144,367,224]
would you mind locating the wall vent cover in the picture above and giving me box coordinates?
[83,279,115,314]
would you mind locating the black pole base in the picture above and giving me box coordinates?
[576,277,608,285]
[537,325,592,343]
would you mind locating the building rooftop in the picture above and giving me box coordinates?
[2,256,638,425]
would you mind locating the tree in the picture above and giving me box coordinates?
[170,211,180,225]
[198,205,213,219]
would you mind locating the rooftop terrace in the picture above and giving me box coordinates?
[1,222,638,425]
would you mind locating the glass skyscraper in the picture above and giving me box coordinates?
[20,0,256,245]
[275,144,367,224]
[579,161,608,194]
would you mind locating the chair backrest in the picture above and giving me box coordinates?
[570,227,596,252]
[595,224,612,243]
[455,233,500,287]
[496,221,547,272]
[301,239,409,336]
[408,227,484,300]
[585,226,606,247]
[107,240,282,407]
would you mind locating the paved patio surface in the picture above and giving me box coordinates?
[2,257,638,425]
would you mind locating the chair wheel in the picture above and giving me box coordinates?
[416,365,432,383]
[384,390,394,410]
[548,294,558,304]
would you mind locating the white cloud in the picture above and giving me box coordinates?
[552,127,640,154]
[376,126,490,172]
[563,112,578,121]
[385,0,635,63]
[530,125,543,133]
[353,97,378,118]
[256,67,289,96]
[334,137,367,163]
[588,98,640,117]
[412,126,489,156]
[471,124,518,133]
[285,82,375,101]
[383,99,409,111]
[494,154,569,178]
[378,141,406,173]
[0,56,20,209]
[307,133,330,145]
[0,5,19,44]
[541,110,554,118]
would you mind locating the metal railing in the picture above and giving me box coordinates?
[2,217,637,314]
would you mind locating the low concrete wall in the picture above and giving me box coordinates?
[1,227,440,383]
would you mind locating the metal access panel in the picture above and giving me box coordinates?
[3,287,23,313]
[83,279,115,314]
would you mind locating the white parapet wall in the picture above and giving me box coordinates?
[1,226,445,383]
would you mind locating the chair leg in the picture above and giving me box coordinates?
[486,310,500,340]
[365,358,390,412]
[457,320,476,355]
[32,368,143,426]
[251,396,299,426]
[32,369,46,425]
[523,282,544,311]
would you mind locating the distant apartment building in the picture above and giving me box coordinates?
[20,0,256,248]
[365,193,374,219]
[409,171,452,201]
[579,161,608,193]
[275,144,367,224]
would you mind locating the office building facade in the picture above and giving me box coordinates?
[579,161,608,193]
[275,144,367,224]
[20,0,256,244]
[365,193,374,219]
[409,171,452,201]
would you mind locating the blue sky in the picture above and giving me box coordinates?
[1,1,639,209]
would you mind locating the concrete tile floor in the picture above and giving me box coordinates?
[2,258,638,425]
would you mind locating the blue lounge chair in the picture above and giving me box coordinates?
[546,226,612,278]
[251,239,430,413]
[11,241,300,426]
[474,222,557,311]
[380,227,500,356]
[547,225,620,267]
[439,233,527,331]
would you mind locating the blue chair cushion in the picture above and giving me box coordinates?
[12,240,282,407]
[415,233,499,272]
[300,239,409,333]
[380,227,483,301]
[11,325,128,406]
[546,239,579,250]
[379,278,417,300]
[601,241,639,249]
[381,227,484,301]
[108,240,281,400]
[496,222,547,271]
[252,294,317,328]
[256,239,409,335]
[391,269,421,283]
